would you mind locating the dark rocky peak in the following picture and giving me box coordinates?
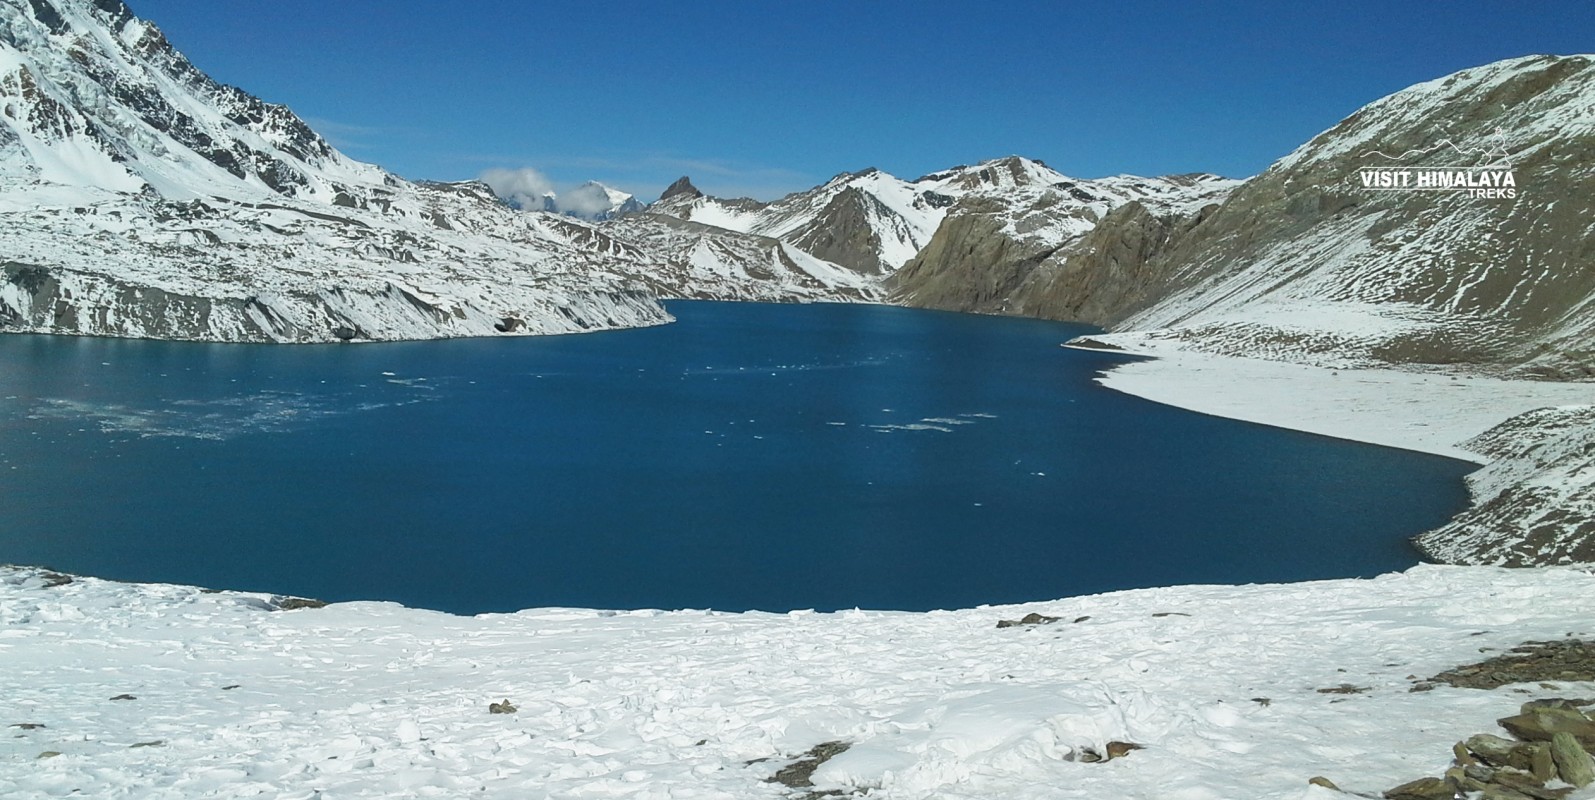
[825,167,879,185]
[88,0,130,30]
[659,176,702,201]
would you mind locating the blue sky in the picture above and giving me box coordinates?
[130,1,1593,201]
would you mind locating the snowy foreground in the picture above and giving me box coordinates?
[3,564,1594,799]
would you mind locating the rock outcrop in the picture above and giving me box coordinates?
[1412,405,1595,566]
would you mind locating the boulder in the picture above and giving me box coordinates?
[1549,731,1595,787]
[1498,706,1595,747]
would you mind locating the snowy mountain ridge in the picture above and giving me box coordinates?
[0,0,681,341]
[641,158,1239,280]
[0,0,1248,339]
[480,174,644,221]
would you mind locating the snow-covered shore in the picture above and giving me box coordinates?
[3,564,1593,799]
[1092,350,1593,463]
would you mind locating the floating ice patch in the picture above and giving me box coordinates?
[383,377,434,390]
[869,423,954,433]
[683,357,890,377]
[26,390,427,440]
[867,413,993,434]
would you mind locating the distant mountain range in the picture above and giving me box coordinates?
[3,1,1589,383]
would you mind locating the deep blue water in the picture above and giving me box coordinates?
[0,301,1474,614]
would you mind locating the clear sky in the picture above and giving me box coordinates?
[128,0,1593,201]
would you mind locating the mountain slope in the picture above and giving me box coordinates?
[892,56,1595,381]
[887,171,1239,312]
[1091,55,1595,380]
[0,0,670,341]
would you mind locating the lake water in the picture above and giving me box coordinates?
[0,301,1474,614]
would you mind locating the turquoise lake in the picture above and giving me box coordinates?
[0,301,1475,614]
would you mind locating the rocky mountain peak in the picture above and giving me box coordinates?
[659,175,702,201]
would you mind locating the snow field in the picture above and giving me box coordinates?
[3,565,1594,799]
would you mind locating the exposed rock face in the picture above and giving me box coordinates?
[888,173,1237,316]
[1412,406,1595,566]
[888,197,1047,312]
[783,186,891,275]
[1007,200,1222,326]
[659,176,703,201]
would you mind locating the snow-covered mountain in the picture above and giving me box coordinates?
[1090,55,1595,382]
[623,158,1238,307]
[0,0,671,341]
[887,167,1238,312]
[482,175,644,221]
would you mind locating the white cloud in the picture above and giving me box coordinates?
[478,167,555,209]
[558,182,619,218]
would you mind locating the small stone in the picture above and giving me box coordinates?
[36,751,60,759]
[995,613,1060,629]
[1072,616,1091,623]
[1105,741,1143,759]
[1454,740,1476,765]
[488,699,517,714]
[1317,684,1371,695]
[1383,776,1458,800]
[273,596,328,611]
[1308,775,1340,790]
[1549,731,1595,787]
